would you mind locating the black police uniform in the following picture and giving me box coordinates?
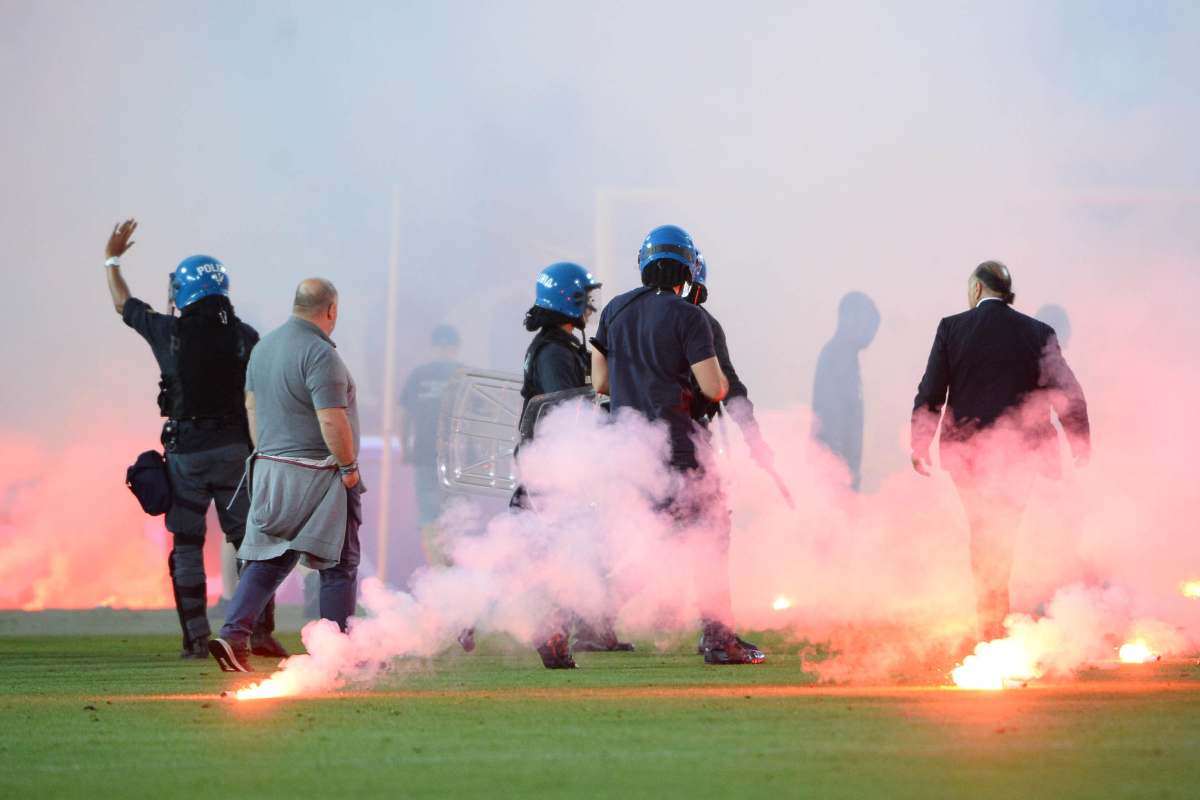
[514,325,633,658]
[592,287,764,664]
[520,328,590,420]
[691,306,762,438]
[591,287,715,470]
[123,294,273,653]
[510,327,590,510]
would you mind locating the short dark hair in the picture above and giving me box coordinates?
[641,260,691,290]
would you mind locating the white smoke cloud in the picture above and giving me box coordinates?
[236,388,1199,697]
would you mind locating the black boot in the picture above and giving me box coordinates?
[181,635,210,659]
[168,542,211,656]
[573,618,634,652]
[536,633,576,669]
[700,621,765,665]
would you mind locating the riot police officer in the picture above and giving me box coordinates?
[686,252,774,469]
[591,225,765,665]
[515,262,633,667]
[517,262,602,445]
[103,219,284,659]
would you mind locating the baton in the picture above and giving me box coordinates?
[762,463,796,509]
[717,404,795,508]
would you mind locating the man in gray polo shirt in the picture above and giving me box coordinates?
[210,278,363,673]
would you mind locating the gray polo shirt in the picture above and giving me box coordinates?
[245,316,360,459]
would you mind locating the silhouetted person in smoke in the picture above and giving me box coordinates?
[1034,304,1071,350]
[399,325,462,566]
[592,225,764,666]
[1034,303,1078,463]
[1032,303,1094,589]
[911,261,1090,642]
[812,292,881,491]
[103,219,285,661]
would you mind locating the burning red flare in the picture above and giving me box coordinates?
[950,637,1039,690]
[234,675,298,701]
[1117,639,1159,664]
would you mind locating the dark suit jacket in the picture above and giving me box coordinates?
[912,299,1089,473]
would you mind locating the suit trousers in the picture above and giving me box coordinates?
[950,463,1035,641]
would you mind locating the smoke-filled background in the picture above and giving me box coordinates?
[2,0,1198,671]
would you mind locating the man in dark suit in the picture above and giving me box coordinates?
[911,261,1090,641]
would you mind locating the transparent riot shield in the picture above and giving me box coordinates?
[436,368,523,498]
[517,385,598,441]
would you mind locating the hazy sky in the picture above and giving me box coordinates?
[2,0,1197,487]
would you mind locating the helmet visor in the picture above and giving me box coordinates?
[582,287,603,326]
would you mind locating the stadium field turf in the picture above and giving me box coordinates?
[2,633,1198,799]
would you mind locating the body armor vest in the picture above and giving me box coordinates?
[157,296,248,420]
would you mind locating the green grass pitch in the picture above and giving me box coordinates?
[2,633,1198,799]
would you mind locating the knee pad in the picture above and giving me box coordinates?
[169,538,205,577]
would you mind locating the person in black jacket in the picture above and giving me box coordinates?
[512,261,633,667]
[911,261,1090,641]
[103,219,285,660]
[685,253,774,469]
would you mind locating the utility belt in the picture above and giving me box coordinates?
[161,415,248,453]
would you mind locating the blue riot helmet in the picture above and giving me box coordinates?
[687,251,709,305]
[171,255,230,310]
[534,262,602,325]
[637,225,698,289]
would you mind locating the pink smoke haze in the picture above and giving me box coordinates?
[2,5,1197,695]
[234,329,1199,696]
[0,431,174,611]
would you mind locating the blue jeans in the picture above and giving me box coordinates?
[220,488,362,647]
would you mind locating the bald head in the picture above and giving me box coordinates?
[293,278,338,316]
[967,260,1015,307]
[292,278,340,334]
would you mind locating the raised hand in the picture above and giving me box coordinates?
[106,218,138,259]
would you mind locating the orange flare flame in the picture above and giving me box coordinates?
[235,672,299,701]
[1117,639,1158,664]
[771,595,793,611]
[950,637,1039,690]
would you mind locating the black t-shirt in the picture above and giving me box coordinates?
[400,360,461,465]
[591,287,716,468]
[702,309,749,404]
[692,307,759,433]
[122,297,259,451]
[123,297,179,375]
